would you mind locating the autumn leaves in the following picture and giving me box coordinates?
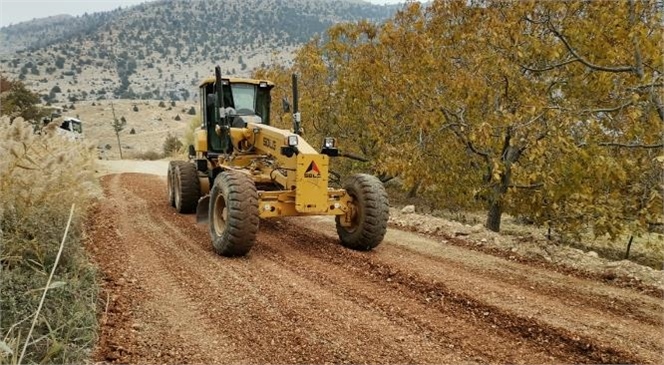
[255,0,662,239]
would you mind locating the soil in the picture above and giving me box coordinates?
[84,170,664,364]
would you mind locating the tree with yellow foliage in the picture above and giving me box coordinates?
[255,0,662,239]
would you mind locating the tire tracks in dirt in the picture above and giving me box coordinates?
[86,173,664,364]
[261,220,654,364]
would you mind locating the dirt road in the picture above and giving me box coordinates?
[85,172,663,364]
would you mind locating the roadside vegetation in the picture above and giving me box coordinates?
[255,0,663,264]
[0,79,100,363]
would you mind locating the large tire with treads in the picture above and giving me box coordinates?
[167,160,185,207]
[209,171,259,256]
[335,174,389,250]
[174,162,200,213]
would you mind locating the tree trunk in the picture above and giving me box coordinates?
[116,132,123,159]
[407,180,421,199]
[486,196,502,232]
[485,161,512,232]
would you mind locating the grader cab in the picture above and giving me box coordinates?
[167,66,389,256]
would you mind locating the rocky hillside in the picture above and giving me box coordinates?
[0,0,399,103]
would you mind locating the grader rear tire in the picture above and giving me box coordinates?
[174,163,200,214]
[335,174,389,250]
[167,161,185,207]
[209,171,259,257]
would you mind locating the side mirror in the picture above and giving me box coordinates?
[282,98,291,113]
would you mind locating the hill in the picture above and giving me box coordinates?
[0,0,399,104]
[61,99,196,159]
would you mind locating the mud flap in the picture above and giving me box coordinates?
[196,195,210,224]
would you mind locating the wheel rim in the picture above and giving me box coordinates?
[212,193,227,236]
[345,196,360,233]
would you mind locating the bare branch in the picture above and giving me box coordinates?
[628,0,645,78]
[15,163,39,170]
[651,91,664,122]
[510,183,544,189]
[549,25,634,74]
[628,83,664,92]
[597,142,663,149]
[523,15,548,25]
[465,135,492,159]
[583,101,633,114]
[513,112,545,129]
[500,126,513,160]
[443,107,492,160]
[521,58,578,72]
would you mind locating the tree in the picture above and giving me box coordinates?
[110,101,126,159]
[257,0,662,240]
[511,0,663,238]
[55,56,65,69]
[0,76,45,123]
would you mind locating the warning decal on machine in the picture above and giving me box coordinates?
[305,161,321,178]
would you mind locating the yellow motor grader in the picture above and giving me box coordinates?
[167,66,388,256]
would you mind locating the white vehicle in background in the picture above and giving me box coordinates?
[56,117,83,140]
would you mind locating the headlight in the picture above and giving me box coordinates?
[287,135,299,147]
[323,137,336,149]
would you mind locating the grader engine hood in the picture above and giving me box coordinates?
[234,114,263,126]
[295,154,329,213]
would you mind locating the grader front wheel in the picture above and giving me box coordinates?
[209,171,259,257]
[335,174,389,250]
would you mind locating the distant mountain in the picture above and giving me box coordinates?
[0,0,400,103]
[0,13,116,54]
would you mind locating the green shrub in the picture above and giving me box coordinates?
[0,117,100,363]
[163,133,183,156]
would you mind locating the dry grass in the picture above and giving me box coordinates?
[127,150,163,160]
[0,117,100,363]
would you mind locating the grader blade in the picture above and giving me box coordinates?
[196,196,210,224]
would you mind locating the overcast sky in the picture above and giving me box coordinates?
[0,0,405,27]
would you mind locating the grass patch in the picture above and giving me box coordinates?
[0,117,100,363]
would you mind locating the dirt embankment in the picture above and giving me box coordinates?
[84,172,663,364]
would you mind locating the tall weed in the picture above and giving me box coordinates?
[0,117,100,363]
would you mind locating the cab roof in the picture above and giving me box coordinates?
[199,76,274,88]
